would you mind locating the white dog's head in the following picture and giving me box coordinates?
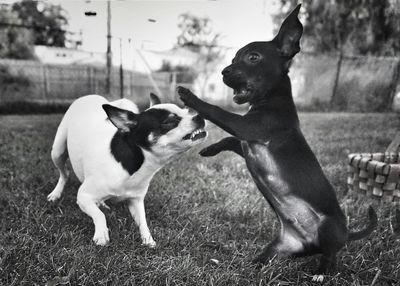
[102,93,207,158]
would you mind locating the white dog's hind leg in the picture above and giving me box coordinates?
[128,198,156,247]
[77,183,109,245]
[48,121,69,202]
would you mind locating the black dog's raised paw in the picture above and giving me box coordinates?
[199,146,220,157]
[176,85,190,94]
[176,86,199,108]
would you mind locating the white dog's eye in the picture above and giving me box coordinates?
[162,114,180,125]
[156,113,182,135]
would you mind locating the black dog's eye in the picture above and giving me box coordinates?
[248,53,261,62]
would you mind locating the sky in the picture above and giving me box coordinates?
[0,0,281,68]
[54,0,278,53]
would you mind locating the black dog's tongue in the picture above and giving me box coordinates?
[233,89,249,104]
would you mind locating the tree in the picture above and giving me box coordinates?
[176,13,225,97]
[177,13,213,52]
[273,0,400,56]
[12,0,68,47]
[274,0,400,111]
[0,8,35,59]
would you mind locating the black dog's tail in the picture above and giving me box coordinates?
[348,206,378,241]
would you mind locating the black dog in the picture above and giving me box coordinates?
[177,4,377,273]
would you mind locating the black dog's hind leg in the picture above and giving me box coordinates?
[317,252,337,274]
[252,236,305,265]
[200,137,243,157]
[314,219,345,273]
[252,238,282,265]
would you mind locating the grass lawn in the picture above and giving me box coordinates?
[0,112,399,285]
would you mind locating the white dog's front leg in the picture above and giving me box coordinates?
[77,183,109,246]
[128,198,156,248]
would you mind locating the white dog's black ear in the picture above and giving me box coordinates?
[273,4,303,59]
[102,104,138,133]
[149,92,161,107]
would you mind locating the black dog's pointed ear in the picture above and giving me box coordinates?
[273,4,303,59]
[149,92,161,107]
[102,104,138,133]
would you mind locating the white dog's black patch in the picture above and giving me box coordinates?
[106,106,183,175]
[110,132,145,175]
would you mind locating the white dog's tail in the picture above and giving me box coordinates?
[51,115,68,161]
[48,115,69,202]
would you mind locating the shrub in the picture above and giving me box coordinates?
[0,101,69,114]
[0,65,31,103]
[363,81,393,112]
[0,65,30,86]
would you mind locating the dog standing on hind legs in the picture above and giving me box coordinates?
[48,93,207,246]
[177,4,377,274]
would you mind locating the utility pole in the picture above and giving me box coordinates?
[84,0,112,96]
[106,0,112,96]
[119,38,124,98]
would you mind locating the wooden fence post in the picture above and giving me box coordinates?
[88,66,95,93]
[330,50,344,107]
[170,72,177,102]
[128,71,132,97]
[94,68,99,94]
[388,58,400,110]
[43,65,49,99]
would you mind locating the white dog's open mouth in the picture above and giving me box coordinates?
[182,128,207,141]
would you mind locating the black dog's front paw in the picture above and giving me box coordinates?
[252,255,265,265]
[177,86,199,108]
[251,255,267,269]
[199,145,220,157]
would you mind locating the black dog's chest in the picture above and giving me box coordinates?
[241,140,322,236]
[241,141,285,194]
[241,141,292,210]
[241,140,304,208]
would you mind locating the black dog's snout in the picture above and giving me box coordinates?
[192,114,205,128]
[222,66,232,76]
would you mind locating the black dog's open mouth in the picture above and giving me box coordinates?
[233,87,252,104]
[223,75,252,104]
[182,128,207,141]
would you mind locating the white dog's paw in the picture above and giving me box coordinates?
[47,190,61,202]
[312,275,324,283]
[93,228,109,246]
[142,237,156,248]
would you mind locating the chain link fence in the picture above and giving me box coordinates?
[0,59,191,110]
[290,53,400,112]
[1,53,400,113]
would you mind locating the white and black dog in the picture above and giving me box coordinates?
[48,93,207,246]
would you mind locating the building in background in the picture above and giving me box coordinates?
[34,45,105,66]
